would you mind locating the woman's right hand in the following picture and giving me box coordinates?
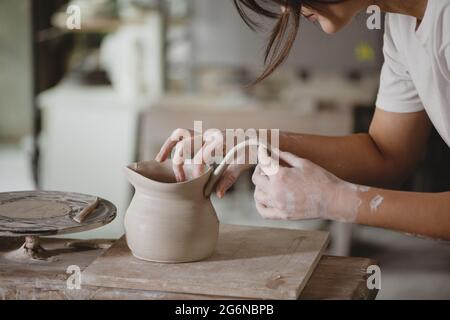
[155,128,254,198]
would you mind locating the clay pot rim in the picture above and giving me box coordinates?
[125,160,214,186]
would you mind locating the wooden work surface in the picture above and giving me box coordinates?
[83,225,330,300]
[0,230,378,300]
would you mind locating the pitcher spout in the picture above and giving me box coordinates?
[124,160,214,199]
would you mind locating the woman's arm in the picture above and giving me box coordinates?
[252,148,450,241]
[356,188,450,241]
[157,108,432,196]
[278,108,432,187]
[252,108,450,240]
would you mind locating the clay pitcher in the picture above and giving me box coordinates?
[124,160,219,263]
[124,139,264,263]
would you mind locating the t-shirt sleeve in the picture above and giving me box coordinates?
[443,3,450,79]
[443,44,450,81]
[376,15,424,113]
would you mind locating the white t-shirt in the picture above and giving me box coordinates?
[376,0,450,147]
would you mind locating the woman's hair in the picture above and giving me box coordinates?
[233,0,343,83]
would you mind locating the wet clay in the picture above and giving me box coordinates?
[124,160,219,263]
[0,200,71,219]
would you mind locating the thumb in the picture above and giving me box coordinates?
[215,164,249,198]
[277,150,305,169]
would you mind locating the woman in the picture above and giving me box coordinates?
[156,0,450,240]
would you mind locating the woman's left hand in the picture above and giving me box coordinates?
[252,147,363,222]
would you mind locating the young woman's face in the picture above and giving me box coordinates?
[301,0,369,34]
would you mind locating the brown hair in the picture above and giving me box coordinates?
[233,0,343,83]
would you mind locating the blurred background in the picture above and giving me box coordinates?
[0,0,449,299]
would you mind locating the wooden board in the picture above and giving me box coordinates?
[0,237,378,300]
[82,224,330,300]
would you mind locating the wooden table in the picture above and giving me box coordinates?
[0,236,378,300]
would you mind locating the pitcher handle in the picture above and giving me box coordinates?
[204,139,273,197]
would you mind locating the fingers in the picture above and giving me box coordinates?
[192,143,211,177]
[252,165,269,190]
[277,150,305,169]
[155,128,198,182]
[257,145,281,176]
[172,142,186,182]
[255,201,284,220]
[192,133,224,177]
[254,187,270,207]
[214,164,251,198]
[155,129,194,162]
[253,166,279,216]
[155,137,178,162]
[214,140,257,198]
[215,170,237,199]
[257,144,306,172]
[257,144,271,167]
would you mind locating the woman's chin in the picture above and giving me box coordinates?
[319,21,345,34]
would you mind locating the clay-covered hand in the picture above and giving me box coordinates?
[252,147,363,222]
[155,128,253,198]
[155,128,200,181]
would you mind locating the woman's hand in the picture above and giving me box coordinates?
[155,128,254,198]
[155,128,200,181]
[252,147,365,222]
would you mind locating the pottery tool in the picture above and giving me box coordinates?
[0,191,116,261]
[73,197,100,223]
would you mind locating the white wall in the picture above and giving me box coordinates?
[0,0,33,142]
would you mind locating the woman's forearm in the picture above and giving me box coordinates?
[279,131,409,187]
[278,110,431,188]
[352,189,450,241]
